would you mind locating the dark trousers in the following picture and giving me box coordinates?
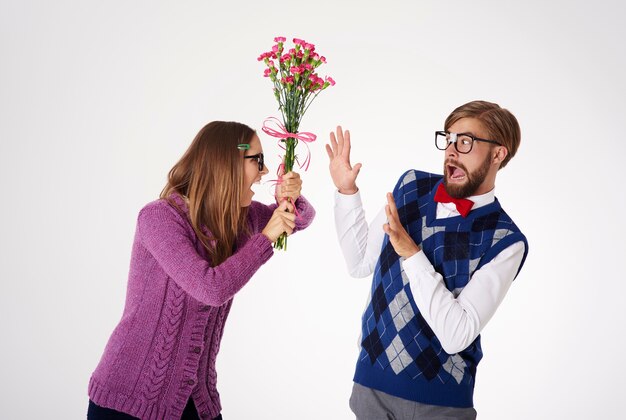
[87,399,222,420]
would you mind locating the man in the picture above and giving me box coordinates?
[326,100,528,419]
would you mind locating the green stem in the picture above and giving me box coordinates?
[274,138,297,250]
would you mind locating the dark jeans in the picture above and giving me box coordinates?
[87,399,222,420]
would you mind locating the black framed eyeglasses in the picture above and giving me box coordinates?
[243,153,264,171]
[435,131,502,154]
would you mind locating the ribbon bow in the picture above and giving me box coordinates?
[261,117,317,171]
[433,183,474,217]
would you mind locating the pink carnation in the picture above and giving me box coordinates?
[285,76,294,84]
[325,76,335,86]
[272,45,279,53]
[274,36,286,42]
[303,63,313,71]
[304,43,315,51]
[290,66,303,74]
[320,56,326,63]
[264,68,271,77]
[293,38,305,45]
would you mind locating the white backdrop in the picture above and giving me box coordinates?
[1,1,625,419]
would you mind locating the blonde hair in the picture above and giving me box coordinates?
[444,100,521,168]
[160,121,255,265]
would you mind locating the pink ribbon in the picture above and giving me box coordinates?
[262,115,316,218]
[261,117,317,171]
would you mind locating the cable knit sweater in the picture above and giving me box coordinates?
[88,194,315,419]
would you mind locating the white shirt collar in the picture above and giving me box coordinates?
[436,187,496,218]
[467,188,495,211]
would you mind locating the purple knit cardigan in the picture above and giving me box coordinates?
[88,194,315,419]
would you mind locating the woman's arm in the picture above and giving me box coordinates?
[138,203,274,306]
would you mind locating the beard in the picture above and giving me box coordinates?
[443,153,492,199]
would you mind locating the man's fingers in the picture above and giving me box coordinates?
[329,131,338,155]
[325,144,334,160]
[335,126,344,155]
[385,205,396,231]
[386,192,398,213]
[385,198,400,229]
[342,129,351,158]
[383,223,397,241]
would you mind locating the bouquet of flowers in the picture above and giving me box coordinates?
[258,36,335,250]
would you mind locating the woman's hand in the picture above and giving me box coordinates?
[276,171,302,203]
[262,200,296,242]
[326,126,362,195]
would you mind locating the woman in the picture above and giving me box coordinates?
[87,121,315,419]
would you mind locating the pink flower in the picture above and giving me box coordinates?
[281,53,291,62]
[325,76,335,86]
[288,48,296,55]
[290,66,303,74]
[272,45,279,53]
[304,43,315,51]
[320,56,326,63]
[293,38,305,45]
[303,63,313,71]
[274,36,286,43]
[257,52,269,61]
[264,68,271,77]
[285,76,295,84]
[305,78,318,91]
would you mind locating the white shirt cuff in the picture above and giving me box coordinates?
[403,250,436,277]
[334,189,363,209]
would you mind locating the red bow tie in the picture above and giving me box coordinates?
[434,183,474,217]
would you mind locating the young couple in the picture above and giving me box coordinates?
[88,100,528,420]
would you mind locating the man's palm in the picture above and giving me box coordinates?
[326,126,361,194]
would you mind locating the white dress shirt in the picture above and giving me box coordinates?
[334,189,525,354]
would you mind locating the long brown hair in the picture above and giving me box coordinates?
[160,121,255,265]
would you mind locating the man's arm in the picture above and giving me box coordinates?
[328,125,384,276]
[403,242,525,354]
[334,191,386,278]
[383,191,525,354]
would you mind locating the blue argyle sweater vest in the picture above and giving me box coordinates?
[354,170,528,408]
